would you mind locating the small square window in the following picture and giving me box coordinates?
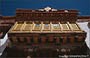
[52,24,60,30]
[43,24,50,30]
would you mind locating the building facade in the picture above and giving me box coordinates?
[0,7,90,58]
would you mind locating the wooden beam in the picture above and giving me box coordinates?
[77,16,90,22]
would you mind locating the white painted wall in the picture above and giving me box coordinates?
[77,22,90,49]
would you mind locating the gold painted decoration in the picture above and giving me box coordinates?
[43,24,50,31]
[33,24,41,31]
[52,24,60,31]
[9,21,83,33]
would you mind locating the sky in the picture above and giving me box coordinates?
[0,0,90,16]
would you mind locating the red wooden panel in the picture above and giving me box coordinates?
[56,37,60,43]
[78,37,83,42]
[19,37,24,42]
[63,37,67,44]
[26,37,31,44]
[70,37,74,43]
[41,36,46,43]
[49,36,53,42]
[33,37,38,43]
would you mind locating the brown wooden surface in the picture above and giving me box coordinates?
[77,16,90,22]
[0,8,90,58]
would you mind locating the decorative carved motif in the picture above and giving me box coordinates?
[16,7,78,22]
[38,6,57,12]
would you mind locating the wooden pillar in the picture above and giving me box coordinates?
[26,37,31,44]
[49,36,53,43]
[41,36,46,43]
[70,37,74,43]
[63,37,67,44]
[34,37,38,44]
[12,37,18,43]
[56,37,60,44]
[19,37,24,42]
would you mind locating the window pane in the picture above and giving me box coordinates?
[33,24,41,31]
[52,24,60,30]
[43,24,50,31]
